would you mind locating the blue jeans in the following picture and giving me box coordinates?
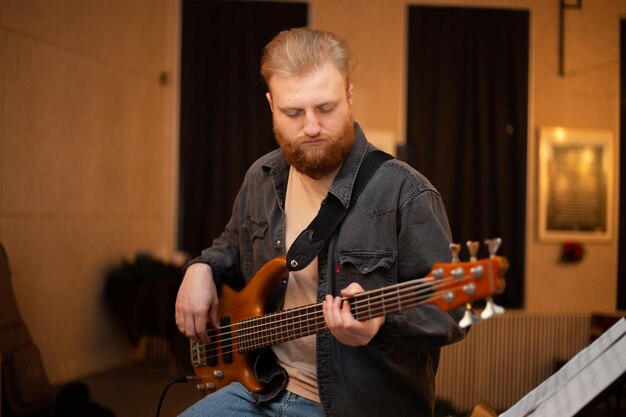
[178,383,324,417]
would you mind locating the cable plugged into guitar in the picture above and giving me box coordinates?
[155,374,201,417]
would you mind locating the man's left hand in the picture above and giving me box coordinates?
[323,282,385,346]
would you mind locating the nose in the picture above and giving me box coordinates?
[302,111,321,137]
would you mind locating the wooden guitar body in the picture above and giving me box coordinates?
[192,257,289,393]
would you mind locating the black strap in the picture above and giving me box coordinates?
[286,150,393,271]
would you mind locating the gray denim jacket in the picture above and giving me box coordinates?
[189,123,465,417]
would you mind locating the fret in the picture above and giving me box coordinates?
[261,314,269,348]
[238,318,250,352]
[308,305,321,337]
[275,312,284,344]
[268,314,276,345]
[265,314,273,346]
[301,306,311,339]
[284,309,294,343]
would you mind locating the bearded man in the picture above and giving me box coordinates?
[175,28,465,417]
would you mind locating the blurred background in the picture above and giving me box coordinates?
[0,0,624,416]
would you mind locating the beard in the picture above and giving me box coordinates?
[274,114,355,180]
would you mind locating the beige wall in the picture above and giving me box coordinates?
[0,0,623,384]
[311,0,622,313]
[0,0,179,383]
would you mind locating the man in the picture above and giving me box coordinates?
[176,28,465,417]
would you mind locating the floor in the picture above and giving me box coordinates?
[84,361,200,417]
[82,361,624,417]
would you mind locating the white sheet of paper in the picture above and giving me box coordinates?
[500,317,626,417]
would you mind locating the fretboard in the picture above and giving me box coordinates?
[235,276,440,352]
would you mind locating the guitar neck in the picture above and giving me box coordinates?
[193,255,506,356]
[237,276,443,352]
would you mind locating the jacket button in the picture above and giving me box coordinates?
[276,239,282,247]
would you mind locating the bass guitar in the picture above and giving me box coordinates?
[190,253,507,394]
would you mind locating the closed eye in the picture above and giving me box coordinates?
[282,109,303,118]
[317,104,336,114]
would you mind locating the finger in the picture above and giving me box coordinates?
[323,299,333,336]
[209,301,220,329]
[340,282,364,297]
[183,314,201,343]
[175,302,189,336]
[193,312,210,343]
[341,297,352,316]
[174,308,181,332]
[332,296,345,328]
[323,295,334,327]
[339,298,357,327]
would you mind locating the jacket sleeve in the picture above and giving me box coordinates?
[183,185,244,288]
[368,188,466,351]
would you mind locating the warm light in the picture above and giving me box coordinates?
[580,148,594,165]
[578,147,596,176]
[554,127,566,142]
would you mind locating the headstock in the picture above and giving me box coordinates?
[427,238,507,327]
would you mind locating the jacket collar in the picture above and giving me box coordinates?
[328,122,370,208]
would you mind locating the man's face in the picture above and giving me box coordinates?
[266,61,355,179]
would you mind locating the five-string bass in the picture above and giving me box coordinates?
[190,238,508,394]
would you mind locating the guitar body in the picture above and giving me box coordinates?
[192,257,289,394]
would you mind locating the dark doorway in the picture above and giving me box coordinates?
[178,1,308,256]
[406,6,529,307]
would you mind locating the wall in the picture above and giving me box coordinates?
[311,0,622,313]
[0,0,622,384]
[0,0,179,383]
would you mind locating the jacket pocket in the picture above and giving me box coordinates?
[337,251,396,289]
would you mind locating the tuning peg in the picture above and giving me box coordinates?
[480,297,505,320]
[466,241,479,261]
[449,243,461,262]
[484,238,502,258]
[459,303,480,328]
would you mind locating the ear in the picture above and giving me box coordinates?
[347,83,354,106]
[266,92,274,113]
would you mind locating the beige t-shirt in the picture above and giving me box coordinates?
[271,165,337,403]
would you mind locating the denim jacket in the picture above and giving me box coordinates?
[189,123,465,417]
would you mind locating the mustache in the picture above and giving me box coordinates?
[298,134,330,142]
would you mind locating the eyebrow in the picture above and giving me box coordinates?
[277,100,339,113]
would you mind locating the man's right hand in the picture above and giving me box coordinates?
[175,263,219,343]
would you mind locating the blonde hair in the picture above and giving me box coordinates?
[260,27,353,86]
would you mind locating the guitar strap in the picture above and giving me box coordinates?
[286,149,393,271]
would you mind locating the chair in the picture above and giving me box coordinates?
[0,243,54,415]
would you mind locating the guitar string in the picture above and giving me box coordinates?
[192,278,465,362]
[192,274,469,359]
[192,276,440,357]
[192,277,467,362]
[192,274,475,362]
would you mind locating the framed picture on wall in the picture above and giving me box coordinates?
[538,127,614,242]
